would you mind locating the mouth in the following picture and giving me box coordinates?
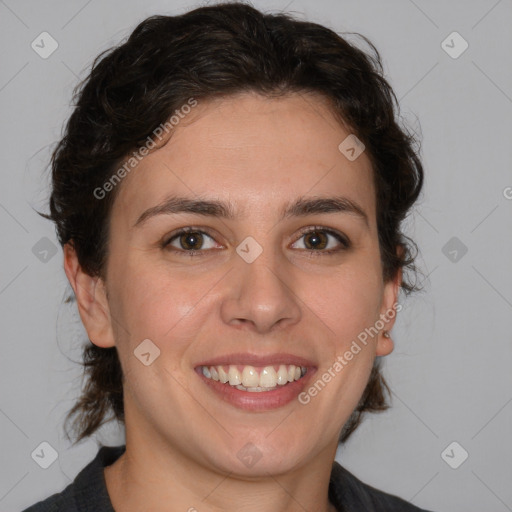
[194,353,316,411]
[198,363,307,392]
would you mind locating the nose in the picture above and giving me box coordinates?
[219,245,302,334]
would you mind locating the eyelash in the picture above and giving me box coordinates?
[161,226,351,258]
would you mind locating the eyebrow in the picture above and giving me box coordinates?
[134,196,236,228]
[133,194,369,228]
[282,196,369,227]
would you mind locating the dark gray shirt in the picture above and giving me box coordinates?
[21,445,434,511]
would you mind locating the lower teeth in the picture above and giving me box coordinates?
[234,384,281,392]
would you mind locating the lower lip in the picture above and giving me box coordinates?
[195,368,317,411]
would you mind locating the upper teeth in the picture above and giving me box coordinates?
[201,364,306,390]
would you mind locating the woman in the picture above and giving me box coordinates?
[24,2,432,511]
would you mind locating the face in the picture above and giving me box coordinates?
[67,91,399,476]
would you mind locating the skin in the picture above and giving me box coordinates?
[64,90,400,512]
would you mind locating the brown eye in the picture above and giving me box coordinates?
[291,227,350,255]
[178,231,204,250]
[303,230,328,250]
[163,228,219,255]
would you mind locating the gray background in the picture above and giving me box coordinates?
[1,1,511,511]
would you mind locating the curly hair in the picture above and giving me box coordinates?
[40,1,424,445]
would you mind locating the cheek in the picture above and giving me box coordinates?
[307,263,384,346]
[108,257,216,352]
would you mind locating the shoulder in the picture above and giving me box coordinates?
[329,461,435,512]
[21,485,75,512]
[20,445,125,512]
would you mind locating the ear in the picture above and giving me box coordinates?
[375,250,403,357]
[63,242,115,348]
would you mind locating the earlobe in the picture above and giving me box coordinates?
[376,330,394,356]
[63,243,115,348]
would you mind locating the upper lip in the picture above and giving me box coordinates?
[195,352,316,368]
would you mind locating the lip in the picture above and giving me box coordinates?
[194,353,317,411]
[194,352,316,368]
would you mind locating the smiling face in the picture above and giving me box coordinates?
[67,90,399,477]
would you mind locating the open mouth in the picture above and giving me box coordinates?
[198,364,308,392]
[194,353,316,410]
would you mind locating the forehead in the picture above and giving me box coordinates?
[112,91,376,223]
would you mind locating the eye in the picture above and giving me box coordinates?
[162,226,350,256]
[291,227,350,255]
[163,228,218,254]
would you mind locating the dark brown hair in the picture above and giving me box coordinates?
[41,1,423,445]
